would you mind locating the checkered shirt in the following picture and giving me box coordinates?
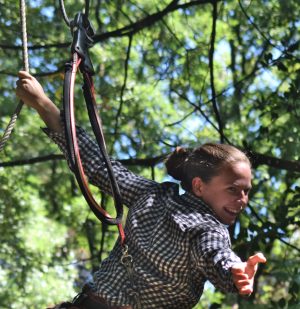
[45,125,241,309]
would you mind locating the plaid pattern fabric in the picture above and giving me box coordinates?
[44,126,241,309]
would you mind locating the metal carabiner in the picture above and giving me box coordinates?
[59,0,90,27]
[121,245,133,266]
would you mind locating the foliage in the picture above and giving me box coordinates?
[0,0,299,307]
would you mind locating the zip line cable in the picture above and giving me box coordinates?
[0,0,29,152]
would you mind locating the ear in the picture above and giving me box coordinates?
[192,177,205,197]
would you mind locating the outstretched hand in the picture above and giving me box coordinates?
[231,253,266,295]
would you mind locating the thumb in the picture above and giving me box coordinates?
[245,253,266,279]
[18,70,32,79]
[247,253,267,266]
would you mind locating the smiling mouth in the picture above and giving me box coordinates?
[224,207,241,216]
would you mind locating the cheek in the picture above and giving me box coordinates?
[216,193,235,206]
[205,194,224,209]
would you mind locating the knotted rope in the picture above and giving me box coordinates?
[0,0,29,152]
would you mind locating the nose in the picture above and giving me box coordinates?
[238,191,248,207]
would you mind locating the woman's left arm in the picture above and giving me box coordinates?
[192,227,266,294]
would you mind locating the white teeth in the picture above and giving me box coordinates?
[225,208,239,214]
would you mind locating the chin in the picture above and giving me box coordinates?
[220,217,237,226]
[227,220,236,226]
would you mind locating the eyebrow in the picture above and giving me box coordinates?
[232,183,252,190]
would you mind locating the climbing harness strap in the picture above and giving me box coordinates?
[0,0,29,152]
[63,54,125,232]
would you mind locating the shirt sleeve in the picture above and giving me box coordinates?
[192,226,242,293]
[42,123,158,208]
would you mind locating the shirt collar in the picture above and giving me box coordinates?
[181,191,216,217]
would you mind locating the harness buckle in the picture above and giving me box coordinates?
[70,12,95,74]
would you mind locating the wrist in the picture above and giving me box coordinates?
[35,96,55,113]
[35,98,62,133]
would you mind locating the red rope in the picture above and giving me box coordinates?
[67,53,125,245]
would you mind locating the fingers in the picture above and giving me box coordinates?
[231,266,250,293]
[232,272,248,281]
[16,78,29,95]
[232,274,253,295]
[15,80,24,96]
[238,284,253,295]
[18,70,33,79]
[16,71,32,93]
[247,253,267,266]
[232,271,254,295]
[16,78,29,88]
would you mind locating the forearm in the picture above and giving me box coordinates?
[35,97,62,133]
[44,124,157,207]
[194,229,242,293]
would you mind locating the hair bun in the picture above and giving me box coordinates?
[165,147,190,181]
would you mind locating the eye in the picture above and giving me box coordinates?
[227,186,237,193]
[243,188,251,196]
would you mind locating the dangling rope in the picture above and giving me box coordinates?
[0,0,29,152]
[20,0,30,73]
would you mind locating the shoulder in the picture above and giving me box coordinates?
[167,194,225,234]
[172,210,227,235]
[137,181,180,197]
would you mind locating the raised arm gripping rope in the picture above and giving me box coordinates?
[59,0,125,244]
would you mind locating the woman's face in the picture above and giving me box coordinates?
[192,162,252,225]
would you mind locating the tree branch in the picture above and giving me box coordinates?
[0,42,70,51]
[0,153,167,168]
[93,0,216,42]
[170,88,231,144]
[0,0,219,51]
[166,108,197,127]
[111,34,133,152]
[247,150,300,172]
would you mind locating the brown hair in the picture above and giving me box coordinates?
[165,143,251,191]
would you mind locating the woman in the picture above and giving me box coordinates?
[16,71,266,309]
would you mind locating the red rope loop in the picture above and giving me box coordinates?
[63,53,125,245]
